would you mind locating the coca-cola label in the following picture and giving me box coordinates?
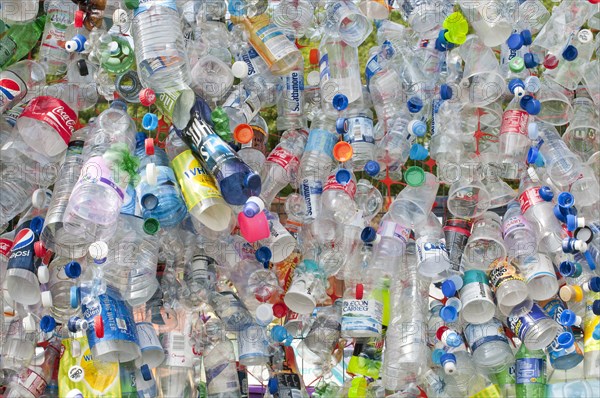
[519,187,544,214]
[500,110,529,136]
[20,96,76,145]
[0,71,26,113]
[323,173,357,198]
[266,147,298,171]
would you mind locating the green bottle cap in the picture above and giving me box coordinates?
[143,218,160,235]
[463,269,489,285]
[125,0,140,9]
[509,57,525,73]
[210,107,232,141]
[404,166,425,187]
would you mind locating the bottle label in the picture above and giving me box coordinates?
[171,149,222,209]
[416,238,449,264]
[301,179,322,219]
[304,128,337,160]
[0,36,17,66]
[134,0,178,17]
[378,221,411,244]
[507,304,548,342]
[75,156,125,201]
[443,222,471,274]
[41,5,73,68]
[488,259,525,291]
[365,53,382,85]
[584,291,600,354]
[82,288,139,349]
[20,96,77,145]
[255,23,297,61]
[0,238,13,257]
[136,322,163,355]
[323,173,356,199]
[342,116,374,145]
[521,255,555,283]
[205,355,239,394]
[281,70,304,116]
[516,358,545,384]
[341,299,383,335]
[266,147,299,172]
[518,187,544,214]
[502,215,534,238]
[160,332,193,367]
[500,110,529,136]
[460,281,495,311]
[464,318,508,353]
[0,70,27,112]
[7,220,38,274]
[238,324,268,362]
[319,53,330,85]
[236,47,261,77]
[16,367,47,397]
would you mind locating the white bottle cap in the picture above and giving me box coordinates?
[89,241,109,263]
[527,167,540,182]
[443,361,456,374]
[23,314,36,333]
[578,29,593,44]
[146,162,158,185]
[231,61,249,79]
[256,303,274,326]
[41,291,53,308]
[513,86,525,98]
[573,240,588,252]
[307,71,320,86]
[32,189,47,209]
[246,196,265,212]
[65,40,78,53]
[37,265,50,284]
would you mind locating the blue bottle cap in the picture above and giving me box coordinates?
[244,172,262,192]
[271,325,288,342]
[522,96,542,115]
[67,317,79,333]
[507,33,524,50]
[70,286,80,309]
[538,186,554,202]
[523,52,538,69]
[110,99,127,111]
[141,364,152,381]
[336,117,347,135]
[407,96,423,113]
[559,261,578,277]
[361,227,377,243]
[332,94,348,111]
[243,201,261,218]
[268,377,279,394]
[562,45,578,61]
[141,193,159,210]
[594,300,600,316]
[508,79,525,95]
[28,216,44,236]
[557,331,574,349]
[439,305,458,322]
[364,160,380,176]
[136,132,148,144]
[562,238,576,253]
[434,38,448,52]
[335,169,352,185]
[255,246,272,265]
[40,315,56,333]
[446,332,462,348]
[409,120,427,136]
[558,192,575,209]
[440,353,456,366]
[521,30,533,45]
[566,214,578,232]
[594,325,600,340]
[65,261,82,279]
[440,84,453,100]
[554,204,567,223]
[527,146,539,165]
[559,309,577,326]
[437,29,449,45]
[142,113,159,131]
[585,251,597,271]
[409,143,429,161]
[588,277,600,293]
[441,280,457,298]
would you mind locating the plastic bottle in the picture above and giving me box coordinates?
[0,60,46,114]
[320,168,358,224]
[202,319,241,397]
[276,58,306,131]
[502,200,538,262]
[514,253,559,301]
[515,343,547,398]
[488,258,530,317]
[540,298,584,370]
[463,212,507,271]
[0,16,45,69]
[45,256,83,323]
[338,90,375,171]
[507,303,562,350]
[237,114,269,172]
[319,34,363,105]
[583,290,600,379]
[38,0,77,78]
[459,270,496,325]
[464,318,515,374]
[413,212,450,278]
[443,351,501,397]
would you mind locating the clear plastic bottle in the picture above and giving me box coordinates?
[414,212,451,279]
[237,114,269,172]
[276,58,306,131]
[507,303,562,351]
[498,98,531,181]
[502,200,538,262]
[538,122,584,187]
[440,348,499,397]
[319,34,363,105]
[46,255,83,323]
[464,318,515,374]
[338,89,375,171]
[459,270,496,324]
[202,319,241,397]
[320,168,358,224]
[488,258,530,317]
[38,0,77,78]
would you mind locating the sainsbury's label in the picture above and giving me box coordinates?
[20,96,76,145]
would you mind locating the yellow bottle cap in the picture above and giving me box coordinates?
[348,377,367,398]
[443,12,469,35]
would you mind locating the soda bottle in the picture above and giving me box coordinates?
[515,343,547,398]
[0,16,45,69]
[0,60,46,114]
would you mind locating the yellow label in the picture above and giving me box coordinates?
[171,150,222,209]
[584,291,600,353]
[470,384,502,398]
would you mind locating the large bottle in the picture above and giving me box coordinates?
[0,16,45,69]
[515,343,547,398]
[502,200,538,262]
[202,319,241,397]
[38,0,77,78]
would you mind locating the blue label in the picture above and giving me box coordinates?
[82,287,139,349]
[342,117,374,145]
[304,129,337,160]
[507,303,549,342]
[516,357,545,384]
[282,71,304,115]
[431,98,442,137]
[301,179,322,219]
[7,221,39,274]
[365,54,382,85]
[319,54,330,81]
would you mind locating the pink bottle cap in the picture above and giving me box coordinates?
[238,211,270,243]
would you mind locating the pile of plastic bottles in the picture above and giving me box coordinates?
[1,0,600,397]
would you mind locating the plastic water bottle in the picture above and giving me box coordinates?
[507,303,562,350]
[337,90,375,171]
[488,258,530,317]
[414,212,451,279]
[502,200,538,262]
[202,319,241,397]
[45,256,83,323]
[464,318,515,374]
[38,0,77,78]
[320,168,358,224]
[459,270,496,324]
[276,59,306,131]
[319,35,363,105]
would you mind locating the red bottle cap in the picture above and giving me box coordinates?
[543,54,559,69]
[355,283,364,300]
[139,88,156,106]
[272,302,288,318]
[74,10,85,28]
[145,138,155,155]
[309,49,320,65]
[34,241,47,258]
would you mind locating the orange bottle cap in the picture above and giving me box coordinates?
[333,141,353,162]
[234,124,254,144]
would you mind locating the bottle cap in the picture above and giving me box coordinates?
[64,261,82,279]
[89,241,109,264]
[520,95,541,115]
[439,305,458,322]
[594,325,600,340]
[566,215,578,231]
[145,162,157,185]
[40,315,56,333]
[141,193,159,210]
[361,227,378,243]
[524,52,539,69]
[142,113,159,131]
[77,59,89,76]
[332,94,348,111]
[243,196,265,218]
[255,246,272,265]
[34,241,47,259]
[336,117,347,135]
[578,29,593,43]
[74,10,85,28]
[559,309,580,327]
[507,33,524,50]
[558,192,575,209]
[562,45,578,61]
[440,84,453,100]
[587,277,600,293]
[125,0,140,9]
[441,280,457,298]
[307,71,320,86]
[139,88,156,106]
[521,30,533,45]
[364,160,380,176]
[268,378,279,394]
[65,34,86,53]
[436,326,450,340]
[355,283,364,300]
[256,303,274,326]
[143,218,160,235]
[574,226,593,244]
[440,353,457,374]
[234,124,254,144]
[30,216,45,235]
[431,348,445,364]
[333,141,353,162]
[244,172,262,192]
[557,331,574,349]
[272,302,288,318]
[508,79,525,96]
[538,186,554,201]
[560,285,583,302]
[543,54,559,69]
[231,61,249,79]
[335,168,352,185]
[559,261,581,278]
[409,120,427,136]
[407,96,423,113]
[70,286,80,308]
[144,137,155,154]
[528,122,539,139]
[141,364,152,381]
[271,325,289,342]
[409,143,429,160]
[404,166,425,187]
[41,291,53,308]
[593,300,600,316]
[309,49,320,65]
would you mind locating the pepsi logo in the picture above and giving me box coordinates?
[0,78,22,101]
[11,229,35,251]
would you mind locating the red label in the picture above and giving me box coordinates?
[19,96,77,145]
[500,109,529,136]
[266,147,298,171]
[17,367,47,397]
[519,186,544,214]
[0,238,12,256]
[323,174,356,199]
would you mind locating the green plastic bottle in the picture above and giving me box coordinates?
[515,343,547,398]
[0,16,45,69]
